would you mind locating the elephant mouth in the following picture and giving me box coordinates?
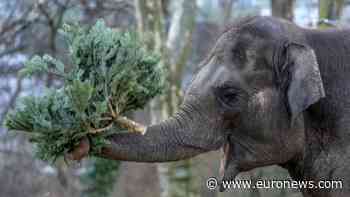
[219,142,230,179]
[218,140,240,192]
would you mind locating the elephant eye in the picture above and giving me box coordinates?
[215,85,240,108]
[223,88,238,100]
[232,48,245,62]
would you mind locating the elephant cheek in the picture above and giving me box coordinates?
[251,89,271,112]
[246,88,282,129]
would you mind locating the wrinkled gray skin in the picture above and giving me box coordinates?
[98,16,350,197]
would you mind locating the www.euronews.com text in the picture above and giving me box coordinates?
[206,177,343,190]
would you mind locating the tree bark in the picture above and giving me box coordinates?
[220,0,235,28]
[319,0,344,28]
[134,0,197,196]
[271,0,295,21]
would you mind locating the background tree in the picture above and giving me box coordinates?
[271,0,295,21]
[134,0,198,197]
[319,0,345,27]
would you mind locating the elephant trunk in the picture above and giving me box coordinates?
[99,106,223,162]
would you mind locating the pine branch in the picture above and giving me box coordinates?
[4,20,163,162]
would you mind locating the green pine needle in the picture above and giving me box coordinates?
[4,20,164,163]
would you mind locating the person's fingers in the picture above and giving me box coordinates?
[66,137,90,161]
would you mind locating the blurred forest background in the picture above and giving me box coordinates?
[0,0,349,197]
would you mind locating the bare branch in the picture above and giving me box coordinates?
[0,44,27,58]
[0,77,23,124]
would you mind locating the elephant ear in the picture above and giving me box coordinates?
[276,42,325,124]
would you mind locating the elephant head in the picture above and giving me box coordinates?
[69,16,325,187]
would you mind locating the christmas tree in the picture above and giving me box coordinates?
[4,20,164,162]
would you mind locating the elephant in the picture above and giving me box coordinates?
[69,16,350,197]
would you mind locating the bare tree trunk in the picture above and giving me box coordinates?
[220,0,235,28]
[134,0,197,196]
[319,0,344,28]
[134,1,168,196]
[163,1,198,197]
[319,0,344,20]
[271,0,295,21]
